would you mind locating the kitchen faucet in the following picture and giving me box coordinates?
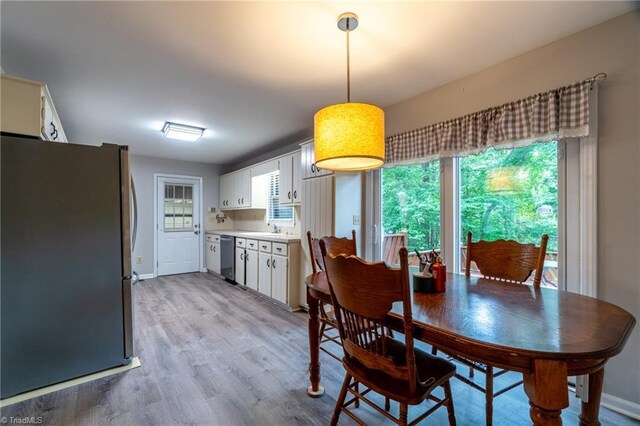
[271,223,280,234]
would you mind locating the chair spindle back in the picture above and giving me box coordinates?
[320,244,418,391]
[465,232,549,286]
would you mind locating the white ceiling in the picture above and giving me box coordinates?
[1,1,636,165]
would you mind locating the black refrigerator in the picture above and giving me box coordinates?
[1,136,135,399]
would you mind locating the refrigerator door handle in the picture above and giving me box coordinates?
[131,177,138,251]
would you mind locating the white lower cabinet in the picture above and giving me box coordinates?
[258,252,272,296]
[245,248,258,291]
[235,247,246,286]
[206,234,221,274]
[271,254,288,304]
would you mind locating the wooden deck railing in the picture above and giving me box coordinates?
[382,234,558,288]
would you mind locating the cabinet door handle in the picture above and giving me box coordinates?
[240,252,244,260]
[272,258,276,268]
[288,191,291,200]
[238,198,241,205]
[213,245,216,252]
[241,197,244,204]
[311,164,316,173]
[293,190,297,200]
[267,259,270,268]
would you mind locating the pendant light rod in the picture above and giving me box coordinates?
[337,12,358,103]
[346,23,350,102]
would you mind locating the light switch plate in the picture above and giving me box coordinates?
[353,215,361,225]
[136,256,143,264]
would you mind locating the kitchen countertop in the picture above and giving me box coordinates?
[205,230,300,243]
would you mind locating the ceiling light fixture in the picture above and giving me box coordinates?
[162,122,205,142]
[314,12,385,171]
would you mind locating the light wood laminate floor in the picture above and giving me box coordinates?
[2,273,637,425]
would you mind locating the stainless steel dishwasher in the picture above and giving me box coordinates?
[220,235,235,283]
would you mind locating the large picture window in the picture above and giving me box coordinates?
[380,143,559,287]
[382,161,440,263]
[459,143,558,286]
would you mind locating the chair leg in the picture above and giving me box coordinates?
[385,396,391,411]
[318,322,327,344]
[354,382,360,408]
[485,366,494,426]
[444,380,456,426]
[331,373,351,426]
[399,403,408,426]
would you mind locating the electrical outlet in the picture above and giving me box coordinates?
[353,215,361,225]
[136,256,143,264]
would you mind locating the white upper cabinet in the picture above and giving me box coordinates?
[1,75,67,142]
[292,150,301,203]
[219,168,265,210]
[301,141,332,180]
[220,174,232,210]
[278,151,301,206]
[235,169,251,208]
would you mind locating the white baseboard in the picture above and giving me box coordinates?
[0,357,141,407]
[137,273,156,280]
[601,392,640,421]
[570,385,640,420]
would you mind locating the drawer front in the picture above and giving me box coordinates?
[206,234,215,242]
[236,238,246,248]
[206,234,221,243]
[246,239,258,250]
[272,242,288,256]
[259,241,272,253]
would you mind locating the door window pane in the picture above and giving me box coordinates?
[382,161,440,265]
[163,183,195,231]
[459,143,558,287]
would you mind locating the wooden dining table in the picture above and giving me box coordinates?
[305,271,635,426]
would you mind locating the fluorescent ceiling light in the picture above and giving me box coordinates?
[162,122,204,142]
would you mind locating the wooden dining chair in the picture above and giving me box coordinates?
[321,244,457,426]
[434,231,548,426]
[306,231,358,362]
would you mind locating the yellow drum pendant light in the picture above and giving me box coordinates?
[314,12,385,171]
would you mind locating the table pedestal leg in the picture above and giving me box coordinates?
[307,288,324,397]
[579,368,604,426]
[524,359,569,426]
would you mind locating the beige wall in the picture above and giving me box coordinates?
[384,11,640,404]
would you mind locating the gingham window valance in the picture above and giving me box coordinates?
[385,79,591,166]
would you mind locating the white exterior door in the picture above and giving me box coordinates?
[157,176,201,276]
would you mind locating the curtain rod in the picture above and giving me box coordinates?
[588,72,607,88]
